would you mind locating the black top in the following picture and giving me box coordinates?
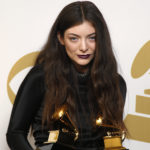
[6,65,126,150]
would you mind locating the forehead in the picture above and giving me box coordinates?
[65,21,95,35]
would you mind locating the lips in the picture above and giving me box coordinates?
[77,54,90,59]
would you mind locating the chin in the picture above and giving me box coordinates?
[77,61,90,66]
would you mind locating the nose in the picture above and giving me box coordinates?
[79,39,88,52]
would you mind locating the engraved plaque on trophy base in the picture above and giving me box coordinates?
[104,136,127,150]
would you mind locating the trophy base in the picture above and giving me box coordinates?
[104,136,128,150]
[105,147,127,150]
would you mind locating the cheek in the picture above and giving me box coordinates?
[65,42,78,54]
[89,42,96,52]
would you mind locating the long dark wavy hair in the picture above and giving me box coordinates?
[35,1,126,131]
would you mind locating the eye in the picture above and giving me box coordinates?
[88,36,96,41]
[69,37,78,41]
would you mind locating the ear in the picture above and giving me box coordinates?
[57,32,64,45]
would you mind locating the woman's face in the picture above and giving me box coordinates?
[58,21,96,71]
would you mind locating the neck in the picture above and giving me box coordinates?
[73,63,89,74]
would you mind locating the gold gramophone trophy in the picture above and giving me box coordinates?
[44,107,79,144]
[45,108,129,150]
[96,117,128,150]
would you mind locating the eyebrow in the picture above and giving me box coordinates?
[67,32,96,37]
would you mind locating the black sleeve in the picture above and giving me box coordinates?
[118,74,127,102]
[6,65,45,150]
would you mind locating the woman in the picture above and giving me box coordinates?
[6,1,127,150]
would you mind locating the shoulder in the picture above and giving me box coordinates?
[118,74,126,88]
[118,74,127,101]
[28,64,44,76]
[25,64,45,81]
[18,64,45,93]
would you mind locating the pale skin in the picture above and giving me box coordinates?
[58,21,96,73]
